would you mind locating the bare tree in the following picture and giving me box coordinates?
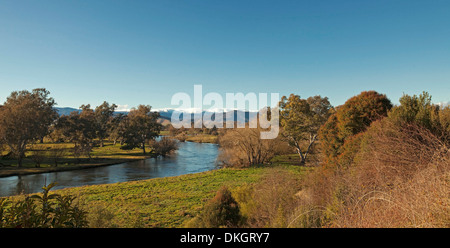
[219,126,283,167]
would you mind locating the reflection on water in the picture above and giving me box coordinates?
[0,141,219,197]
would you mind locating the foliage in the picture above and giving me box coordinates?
[56,107,97,159]
[0,183,88,228]
[94,101,117,147]
[279,94,332,164]
[0,88,58,167]
[317,113,341,164]
[234,168,303,227]
[319,91,392,165]
[388,91,450,143]
[335,91,392,140]
[185,186,242,228]
[108,113,127,145]
[218,126,284,167]
[149,137,178,157]
[122,105,162,154]
[332,119,450,227]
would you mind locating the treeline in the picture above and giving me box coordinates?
[0,88,174,167]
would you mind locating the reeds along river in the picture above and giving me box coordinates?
[0,141,219,197]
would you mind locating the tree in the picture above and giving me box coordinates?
[122,105,161,154]
[388,91,437,130]
[56,106,97,159]
[279,94,332,164]
[0,88,58,167]
[319,91,392,164]
[387,91,450,144]
[437,105,450,142]
[94,101,117,147]
[109,113,127,145]
[318,113,341,164]
[335,91,392,140]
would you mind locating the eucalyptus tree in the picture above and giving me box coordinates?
[279,94,332,164]
[0,88,58,167]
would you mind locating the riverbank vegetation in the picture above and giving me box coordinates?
[0,88,177,177]
[1,88,449,228]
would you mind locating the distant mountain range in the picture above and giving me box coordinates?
[54,107,257,126]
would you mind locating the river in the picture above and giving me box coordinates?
[0,141,219,197]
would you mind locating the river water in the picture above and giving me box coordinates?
[0,141,219,197]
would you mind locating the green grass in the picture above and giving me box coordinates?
[3,151,312,227]
[53,163,310,227]
[60,167,263,227]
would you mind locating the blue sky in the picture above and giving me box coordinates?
[1,0,449,110]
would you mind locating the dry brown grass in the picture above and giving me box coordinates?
[298,118,450,228]
[333,120,450,227]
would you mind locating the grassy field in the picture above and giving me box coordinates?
[1,136,311,228]
[59,163,310,227]
[3,154,311,228]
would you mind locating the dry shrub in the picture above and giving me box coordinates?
[298,118,449,228]
[236,168,304,227]
[332,119,450,227]
[218,127,285,167]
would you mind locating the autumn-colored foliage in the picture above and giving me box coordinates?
[319,91,392,165]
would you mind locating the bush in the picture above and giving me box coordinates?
[332,119,450,227]
[218,127,285,167]
[232,168,305,227]
[0,183,88,228]
[150,137,178,157]
[185,186,242,228]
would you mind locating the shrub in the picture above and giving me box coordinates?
[0,183,88,228]
[332,119,450,227]
[218,127,285,167]
[150,137,178,157]
[235,168,303,227]
[185,186,242,228]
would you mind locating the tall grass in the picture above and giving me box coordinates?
[299,119,450,227]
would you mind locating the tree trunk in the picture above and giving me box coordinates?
[17,155,23,168]
[296,149,306,165]
[293,139,306,165]
[142,142,146,154]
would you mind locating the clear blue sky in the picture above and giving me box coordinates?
[1,0,449,110]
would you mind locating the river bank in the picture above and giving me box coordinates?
[0,141,220,197]
[0,157,150,178]
[3,162,310,227]
[0,141,154,178]
[0,135,220,178]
